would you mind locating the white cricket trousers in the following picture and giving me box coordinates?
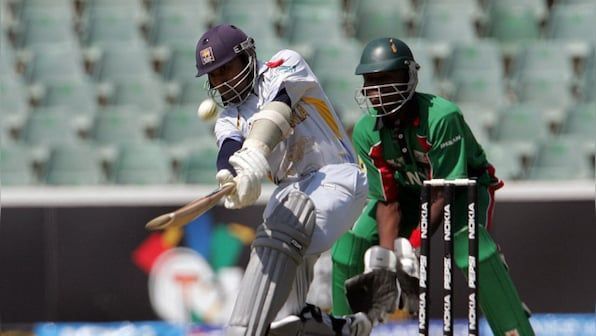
[261,163,368,320]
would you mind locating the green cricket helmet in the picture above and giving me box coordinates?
[354,37,419,118]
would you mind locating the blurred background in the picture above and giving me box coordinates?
[0,0,594,335]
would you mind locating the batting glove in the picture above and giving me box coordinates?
[216,169,242,209]
[227,147,269,208]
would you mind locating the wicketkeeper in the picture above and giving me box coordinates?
[331,37,535,336]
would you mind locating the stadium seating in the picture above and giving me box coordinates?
[348,0,410,44]
[15,6,78,48]
[562,103,595,137]
[0,143,36,185]
[0,77,29,118]
[485,2,541,48]
[111,142,172,185]
[25,43,87,83]
[82,7,145,45]
[1,0,593,184]
[512,41,575,83]
[159,105,214,145]
[442,40,504,82]
[93,43,155,81]
[44,144,104,185]
[215,0,280,43]
[416,2,478,43]
[283,0,346,45]
[322,74,363,126]
[91,106,147,145]
[177,80,209,105]
[149,1,212,48]
[528,136,594,180]
[492,103,551,142]
[547,3,596,44]
[482,142,524,180]
[162,45,198,82]
[21,108,80,146]
[180,146,219,184]
[311,40,362,80]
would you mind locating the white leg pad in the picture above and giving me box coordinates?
[226,190,316,336]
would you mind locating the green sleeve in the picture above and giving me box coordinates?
[428,112,471,179]
[352,121,398,202]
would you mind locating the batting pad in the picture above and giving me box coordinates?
[226,190,316,336]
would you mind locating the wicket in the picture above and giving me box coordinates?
[418,179,479,336]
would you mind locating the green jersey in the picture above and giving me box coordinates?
[353,92,499,204]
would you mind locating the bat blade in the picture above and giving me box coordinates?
[145,182,235,231]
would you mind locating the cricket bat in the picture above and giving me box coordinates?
[145,182,235,231]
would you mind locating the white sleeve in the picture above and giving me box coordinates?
[214,108,243,148]
[264,49,317,108]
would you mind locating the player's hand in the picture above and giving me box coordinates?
[216,169,241,209]
[394,238,420,315]
[228,147,269,208]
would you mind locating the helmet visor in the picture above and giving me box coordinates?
[354,61,419,118]
[206,53,258,107]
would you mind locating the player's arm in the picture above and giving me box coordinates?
[222,90,294,208]
[352,124,401,250]
[376,201,401,250]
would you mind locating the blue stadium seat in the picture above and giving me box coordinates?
[44,144,105,185]
[112,142,172,185]
[562,103,595,137]
[416,2,477,43]
[311,40,362,80]
[149,2,212,47]
[215,0,280,43]
[528,136,593,180]
[547,3,596,44]
[452,76,507,108]
[91,106,147,145]
[493,103,552,142]
[163,45,197,82]
[21,108,81,146]
[41,79,97,114]
[482,142,525,180]
[0,77,29,118]
[159,105,214,145]
[0,143,37,185]
[512,41,575,84]
[349,0,410,44]
[443,40,503,82]
[515,76,575,109]
[458,103,494,144]
[25,44,87,83]
[15,4,78,48]
[485,2,541,49]
[82,8,146,45]
[110,78,166,118]
[178,80,209,105]
[93,43,155,81]
[180,145,219,184]
[283,0,346,45]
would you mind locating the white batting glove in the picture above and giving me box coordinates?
[216,169,241,209]
[227,147,269,208]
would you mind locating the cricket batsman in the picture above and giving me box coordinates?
[331,37,535,335]
[194,24,375,335]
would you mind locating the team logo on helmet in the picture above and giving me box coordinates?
[389,39,398,54]
[200,47,215,65]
